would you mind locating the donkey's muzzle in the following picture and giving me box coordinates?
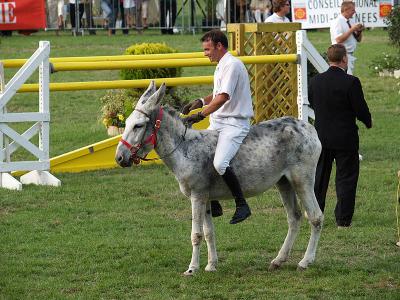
[115,152,133,168]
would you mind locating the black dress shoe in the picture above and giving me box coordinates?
[230,204,251,224]
[211,201,223,217]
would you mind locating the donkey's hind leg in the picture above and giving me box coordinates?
[270,176,302,270]
[204,202,218,272]
[290,171,324,270]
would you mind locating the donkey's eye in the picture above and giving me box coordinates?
[133,124,144,129]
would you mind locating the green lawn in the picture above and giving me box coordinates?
[0,29,399,299]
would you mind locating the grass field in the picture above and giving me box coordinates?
[0,29,399,299]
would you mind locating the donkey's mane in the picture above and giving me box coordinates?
[162,105,182,120]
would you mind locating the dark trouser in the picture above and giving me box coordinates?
[110,0,129,34]
[160,0,177,34]
[314,148,359,226]
[69,3,84,29]
[83,2,96,33]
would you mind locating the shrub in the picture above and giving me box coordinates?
[307,52,328,82]
[385,5,400,48]
[120,43,182,80]
[369,52,400,74]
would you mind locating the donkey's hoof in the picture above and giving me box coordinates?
[268,262,281,271]
[205,264,217,272]
[297,264,307,271]
[183,269,197,276]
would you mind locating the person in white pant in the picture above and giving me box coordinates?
[250,0,271,23]
[330,1,364,75]
[182,29,254,225]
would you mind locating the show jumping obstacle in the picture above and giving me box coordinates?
[0,23,329,189]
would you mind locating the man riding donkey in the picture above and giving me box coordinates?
[182,29,253,224]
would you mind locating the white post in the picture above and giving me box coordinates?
[0,41,60,189]
[296,30,329,122]
[296,30,309,121]
[20,41,61,187]
[0,62,22,190]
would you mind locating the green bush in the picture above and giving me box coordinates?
[120,43,182,80]
[385,5,400,48]
[369,52,400,74]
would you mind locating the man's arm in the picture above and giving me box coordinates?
[203,94,213,105]
[335,23,363,43]
[201,93,229,116]
[349,78,372,128]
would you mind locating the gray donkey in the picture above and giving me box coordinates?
[115,81,324,275]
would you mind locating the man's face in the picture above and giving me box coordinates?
[282,1,291,15]
[343,5,356,19]
[202,39,224,63]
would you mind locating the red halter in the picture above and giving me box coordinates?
[119,107,164,165]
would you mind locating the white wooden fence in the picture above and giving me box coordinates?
[296,30,329,121]
[0,41,60,190]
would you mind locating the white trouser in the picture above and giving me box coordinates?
[208,117,250,175]
[253,10,269,23]
[347,53,356,75]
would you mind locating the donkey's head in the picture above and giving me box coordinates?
[115,81,166,167]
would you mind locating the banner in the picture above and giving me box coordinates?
[291,0,394,29]
[0,0,46,30]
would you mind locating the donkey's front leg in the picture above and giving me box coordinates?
[204,201,218,272]
[184,193,207,276]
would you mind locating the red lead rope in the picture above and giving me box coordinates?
[119,107,164,164]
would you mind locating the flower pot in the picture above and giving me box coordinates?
[118,127,125,134]
[394,69,400,79]
[379,70,393,77]
[107,126,120,136]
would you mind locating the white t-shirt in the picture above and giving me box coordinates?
[330,14,357,53]
[264,13,290,23]
[123,0,135,8]
[211,52,254,122]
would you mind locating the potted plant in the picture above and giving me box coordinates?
[369,52,400,77]
[100,89,136,136]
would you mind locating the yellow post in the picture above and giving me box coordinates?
[1,51,238,69]
[48,54,297,72]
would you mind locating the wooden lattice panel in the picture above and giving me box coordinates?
[227,23,301,123]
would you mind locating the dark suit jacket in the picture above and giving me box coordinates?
[308,66,372,150]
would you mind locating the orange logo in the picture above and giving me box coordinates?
[379,4,392,17]
[294,7,307,20]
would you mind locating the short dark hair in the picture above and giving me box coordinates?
[341,1,355,13]
[327,44,347,63]
[200,29,228,49]
[272,0,289,13]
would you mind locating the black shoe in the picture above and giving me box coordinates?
[211,201,223,217]
[230,204,251,224]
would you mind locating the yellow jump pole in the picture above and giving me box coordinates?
[50,54,299,72]
[1,51,238,68]
[17,76,215,93]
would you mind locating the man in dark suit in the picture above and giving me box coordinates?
[308,44,372,228]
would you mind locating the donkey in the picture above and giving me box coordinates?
[115,81,324,275]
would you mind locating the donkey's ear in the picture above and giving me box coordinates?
[138,80,156,107]
[154,83,166,105]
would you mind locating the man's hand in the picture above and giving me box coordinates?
[182,112,205,126]
[181,98,203,115]
[351,23,364,32]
